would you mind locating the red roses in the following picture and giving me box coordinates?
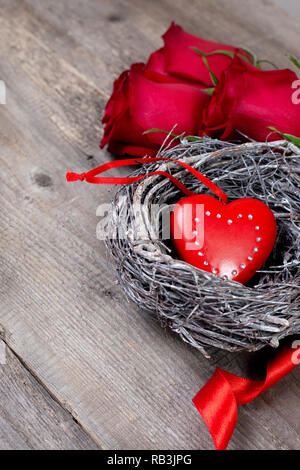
[101,23,300,156]
[101,62,209,156]
[203,56,300,142]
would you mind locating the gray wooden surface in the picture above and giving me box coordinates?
[0,0,299,450]
[0,340,98,449]
[274,0,300,19]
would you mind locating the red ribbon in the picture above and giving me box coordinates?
[193,339,300,450]
[66,156,228,203]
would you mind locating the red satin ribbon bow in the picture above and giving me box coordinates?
[193,339,300,450]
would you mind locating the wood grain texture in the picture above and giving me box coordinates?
[0,341,99,449]
[0,0,299,450]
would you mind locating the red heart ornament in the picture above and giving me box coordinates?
[171,195,277,284]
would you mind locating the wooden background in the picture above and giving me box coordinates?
[0,0,299,450]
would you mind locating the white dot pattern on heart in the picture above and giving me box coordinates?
[190,208,268,281]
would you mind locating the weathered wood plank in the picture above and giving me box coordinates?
[0,340,99,449]
[0,0,299,450]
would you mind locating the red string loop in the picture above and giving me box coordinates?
[66,157,228,203]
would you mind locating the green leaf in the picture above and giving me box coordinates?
[237,53,252,65]
[289,56,300,70]
[191,47,257,84]
[205,49,235,59]
[255,59,278,69]
[190,47,219,86]
[143,128,179,138]
[143,128,202,142]
[185,136,203,142]
[202,87,215,95]
[239,47,257,66]
[268,126,300,148]
[199,49,252,65]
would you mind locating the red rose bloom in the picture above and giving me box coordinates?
[144,47,187,84]
[203,56,300,141]
[101,63,209,156]
[144,22,250,86]
[101,23,253,156]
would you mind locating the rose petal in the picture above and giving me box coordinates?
[130,67,210,146]
[163,22,250,86]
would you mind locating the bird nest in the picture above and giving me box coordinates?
[106,138,300,357]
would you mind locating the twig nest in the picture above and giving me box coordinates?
[106,138,300,356]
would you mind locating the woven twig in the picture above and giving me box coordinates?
[106,138,300,357]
